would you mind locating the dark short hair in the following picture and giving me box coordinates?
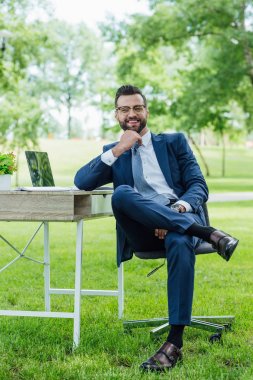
[115,85,147,107]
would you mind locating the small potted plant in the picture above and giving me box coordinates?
[0,152,17,190]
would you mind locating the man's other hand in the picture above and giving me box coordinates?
[171,203,186,213]
[155,229,168,239]
[155,204,186,238]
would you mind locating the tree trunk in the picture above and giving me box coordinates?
[187,134,210,177]
[221,132,226,177]
[100,94,106,139]
[67,92,72,139]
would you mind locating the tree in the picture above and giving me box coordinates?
[0,81,48,185]
[1,0,111,148]
[0,0,53,185]
[102,0,253,176]
[36,20,106,139]
[0,0,50,91]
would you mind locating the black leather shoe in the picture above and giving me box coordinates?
[210,230,239,261]
[140,342,182,372]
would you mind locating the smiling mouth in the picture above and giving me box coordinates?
[127,119,140,125]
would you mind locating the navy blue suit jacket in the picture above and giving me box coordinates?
[74,132,209,266]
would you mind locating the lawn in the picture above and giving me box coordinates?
[0,202,252,379]
[0,139,252,379]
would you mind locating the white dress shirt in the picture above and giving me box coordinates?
[101,130,192,212]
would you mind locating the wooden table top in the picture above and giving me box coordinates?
[0,189,113,221]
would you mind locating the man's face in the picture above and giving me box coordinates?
[115,94,149,135]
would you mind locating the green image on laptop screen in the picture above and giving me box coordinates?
[25,151,55,187]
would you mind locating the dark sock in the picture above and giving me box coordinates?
[166,325,185,349]
[186,223,216,242]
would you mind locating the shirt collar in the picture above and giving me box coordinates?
[141,129,151,147]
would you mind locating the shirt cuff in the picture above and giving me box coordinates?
[175,200,193,212]
[101,149,118,166]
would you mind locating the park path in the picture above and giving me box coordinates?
[209,192,253,202]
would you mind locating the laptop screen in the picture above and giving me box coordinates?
[25,151,55,187]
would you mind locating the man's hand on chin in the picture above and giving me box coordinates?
[112,130,142,157]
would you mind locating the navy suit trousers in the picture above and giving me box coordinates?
[112,185,204,325]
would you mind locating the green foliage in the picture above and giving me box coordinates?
[0,0,114,144]
[0,0,52,150]
[0,152,17,174]
[0,84,47,150]
[100,0,253,176]
[0,1,50,91]
[102,0,253,140]
[35,19,112,139]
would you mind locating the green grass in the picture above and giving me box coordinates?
[1,139,253,378]
[11,139,253,193]
[0,202,252,379]
[206,178,253,193]
[193,146,253,193]
[196,146,253,178]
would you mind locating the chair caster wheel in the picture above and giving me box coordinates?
[209,333,222,343]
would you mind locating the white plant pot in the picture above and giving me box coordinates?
[0,174,12,190]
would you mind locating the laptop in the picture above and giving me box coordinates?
[22,150,110,192]
[25,151,55,187]
[23,151,75,191]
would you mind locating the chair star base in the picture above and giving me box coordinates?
[123,315,235,341]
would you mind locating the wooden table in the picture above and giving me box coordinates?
[0,189,124,347]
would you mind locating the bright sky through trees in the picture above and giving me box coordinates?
[50,0,150,29]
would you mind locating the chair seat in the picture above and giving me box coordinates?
[135,242,216,260]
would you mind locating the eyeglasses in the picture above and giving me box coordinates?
[116,105,146,114]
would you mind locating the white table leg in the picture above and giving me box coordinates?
[118,263,124,318]
[73,219,83,348]
[44,222,51,311]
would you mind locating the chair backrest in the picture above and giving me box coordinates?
[202,203,210,226]
[135,203,216,260]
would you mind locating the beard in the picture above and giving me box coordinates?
[119,117,147,134]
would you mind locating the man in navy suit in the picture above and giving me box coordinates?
[74,85,239,372]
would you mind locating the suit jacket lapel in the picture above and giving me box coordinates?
[151,133,174,189]
[121,150,134,186]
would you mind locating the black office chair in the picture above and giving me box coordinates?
[123,204,234,343]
